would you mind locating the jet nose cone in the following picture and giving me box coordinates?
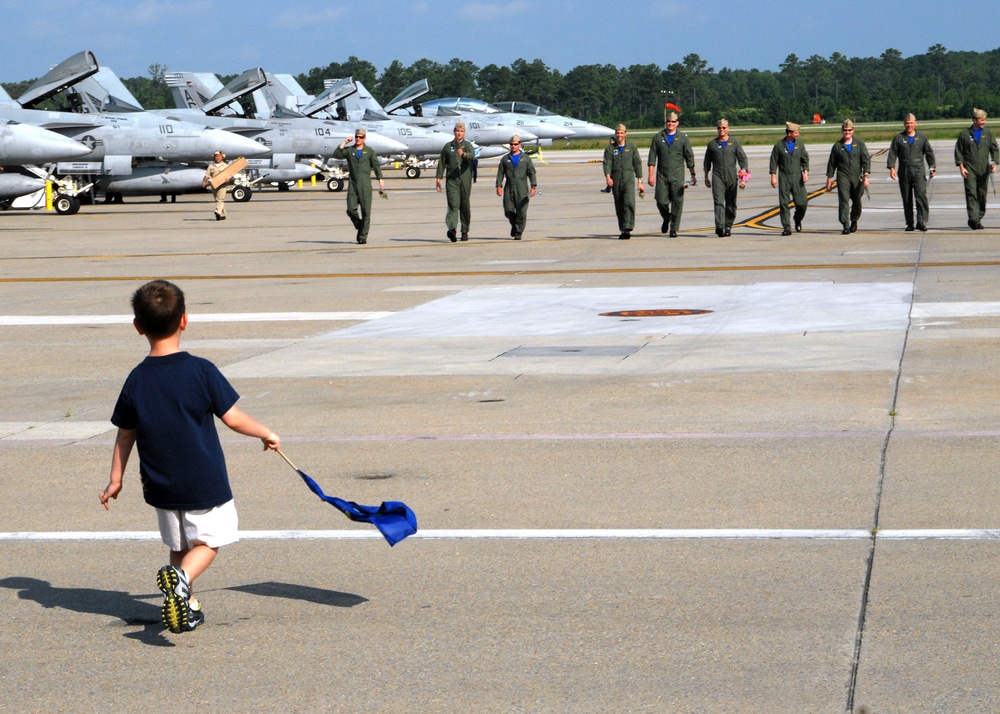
[516,128,539,142]
[580,122,614,140]
[529,123,574,141]
[364,133,409,154]
[208,128,271,158]
[0,123,93,163]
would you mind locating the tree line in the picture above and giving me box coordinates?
[5,45,998,128]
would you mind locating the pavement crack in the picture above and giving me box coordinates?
[845,230,924,712]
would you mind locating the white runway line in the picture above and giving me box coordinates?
[0,312,393,326]
[4,529,1000,542]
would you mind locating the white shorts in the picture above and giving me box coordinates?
[155,500,239,551]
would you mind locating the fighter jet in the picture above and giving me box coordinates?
[0,121,93,203]
[163,69,408,192]
[258,74,452,178]
[305,79,528,179]
[417,96,575,144]
[3,51,269,213]
[364,79,539,149]
[469,100,613,142]
[375,79,573,149]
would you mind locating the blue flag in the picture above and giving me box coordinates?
[294,467,417,546]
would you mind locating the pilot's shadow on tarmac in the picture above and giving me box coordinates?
[0,576,367,647]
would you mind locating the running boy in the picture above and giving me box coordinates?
[99,280,280,633]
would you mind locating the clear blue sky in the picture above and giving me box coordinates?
[2,0,995,85]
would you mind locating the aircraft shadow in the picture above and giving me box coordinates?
[226,581,367,607]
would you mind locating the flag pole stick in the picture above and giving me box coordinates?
[275,448,298,472]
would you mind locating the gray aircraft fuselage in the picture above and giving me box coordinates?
[0,102,269,172]
[155,110,407,162]
[0,120,93,164]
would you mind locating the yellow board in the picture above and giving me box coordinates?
[208,156,249,189]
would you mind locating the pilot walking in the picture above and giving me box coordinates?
[887,114,935,232]
[201,150,231,221]
[703,118,749,237]
[769,122,810,236]
[647,111,696,237]
[603,123,644,239]
[955,108,999,230]
[495,135,537,240]
[436,122,476,241]
[825,120,871,234]
[333,128,385,244]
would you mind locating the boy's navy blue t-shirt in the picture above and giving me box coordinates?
[111,351,240,510]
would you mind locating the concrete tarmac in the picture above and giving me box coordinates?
[2,142,999,712]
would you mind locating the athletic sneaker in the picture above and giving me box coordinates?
[186,599,205,631]
[157,565,197,633]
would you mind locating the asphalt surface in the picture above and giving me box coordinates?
[2,143,999,712]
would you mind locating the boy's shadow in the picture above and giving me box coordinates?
[0,577,367,647]
[0,576,173,647]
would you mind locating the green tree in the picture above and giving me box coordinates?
[779,53,801,99]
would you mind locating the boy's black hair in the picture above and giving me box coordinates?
[132,280,185,339]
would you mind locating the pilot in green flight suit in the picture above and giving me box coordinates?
[955,108,1000,230]
[436,122,476,241]
[333,127,384,244]
[769,121,810,235]
[887,114,935,232]
[647,111,696,237]
[825,119,871,234]
[495,134,537,239]
[703,118,749,237]
[602,123,644,239]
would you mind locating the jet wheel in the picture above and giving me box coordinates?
[231,186,252,202]
[405,166,421,179]
[327,177,345,192]
[54,194,81,215]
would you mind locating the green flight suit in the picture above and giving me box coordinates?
[496,151,537,238]
[436,138,476,236]
[769,139,810,232]
[826,138,871,230]
[954,125,1000,224]
[333,143,383,242]
[602,140,643,234]
[647,129,695,233]
[887,131,935,229]
[703,137,749,234]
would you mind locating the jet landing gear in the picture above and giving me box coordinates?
[53,193,81,215]
[404,166,421,179]
[230,185,252,202]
